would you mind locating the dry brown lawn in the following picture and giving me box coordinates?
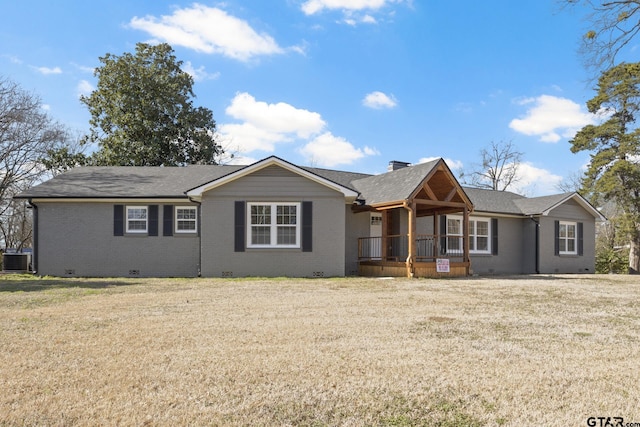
[1,274,639,426]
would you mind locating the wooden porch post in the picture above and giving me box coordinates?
[434,212,439,256]
[406,201,416,278]
[381,210,389,260]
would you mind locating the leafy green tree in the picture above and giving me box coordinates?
[42,143,89,176]
[81,43,222,166]
[570,62,640,273]
[595,203,629,273]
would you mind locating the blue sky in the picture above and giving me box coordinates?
[0,0,615,196]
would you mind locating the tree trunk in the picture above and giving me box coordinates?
[629,233,640,274]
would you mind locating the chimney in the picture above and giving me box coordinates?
[388,160,411,171]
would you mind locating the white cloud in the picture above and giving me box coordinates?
[71,62,95,73]
[419,156,463,171]
[76,80,93,97]
[363,91,397,109]
[362,14,377,23]
[509,95,596,143]
[1,54,22,64]
[302,0,406,25]
[302,0,390,15]
[33,66,62,75]
[181,61,220,81]
[454,102,473,113]
[129,4,285,61]
[225,92,325,138]
[364,146,381,156]
[515,162,564,196]
[220,92,378,166]
[218,122,288,153]
[300,132,376,166]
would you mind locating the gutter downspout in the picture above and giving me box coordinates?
[188,197,202,277]
[530,216,540,274]
[27,199,38,274]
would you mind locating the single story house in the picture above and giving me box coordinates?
[15,156,605,278]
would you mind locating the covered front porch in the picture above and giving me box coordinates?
[353,159,474,278]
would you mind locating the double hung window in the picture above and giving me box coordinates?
[248,203,300,248]
[175,207,197,233]
[558,221,577,255]
[126,206,148,233]
[445,216,492,254]
[469,218,490,254]
[446,218,463,254]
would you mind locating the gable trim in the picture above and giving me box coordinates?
[540,193,606,221]
[186,156,359,202]
[409,159,473,210]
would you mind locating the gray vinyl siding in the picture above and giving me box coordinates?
[199,165,347,277]
[538,199,596,274]
[345,208,371,276]
[35,202,199,277]
[469,216,524,275]
[521,218,538,274]
[419,214,527,275]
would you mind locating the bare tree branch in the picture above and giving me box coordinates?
[0,76,70,249]
[461,140,523,191]
[562,0,640,76]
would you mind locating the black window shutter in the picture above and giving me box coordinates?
[234,201,246,252]
[439,215,447,255]
[491,218,498,255]
[114,205,124,236]
[163,205,174,236]
[148,205,158,236]
[302,201,313,252]
[578,222,584,256]
[554,220,560,256]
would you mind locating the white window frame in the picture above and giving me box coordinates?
[446,217,463,254]
[175,206,198,234]
[247,202,301,249]
[559,221,577,255]
[469,218,491,254]
[447,216,491,254]
[126,206,148,233]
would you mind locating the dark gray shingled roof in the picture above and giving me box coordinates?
[351,159,441,206]
[513,192,575,215]
[302,166,372,191]
[17,165,244,198]
[17,159,441,205]
[16,159,600,219]
[462,187,602,218]
[462,187,526,215]
[16,162,371,199]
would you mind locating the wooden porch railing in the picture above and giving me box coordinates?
[358,234,464,261]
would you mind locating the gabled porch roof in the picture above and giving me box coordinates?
[351,158,473,214]
[353,159,474,278]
